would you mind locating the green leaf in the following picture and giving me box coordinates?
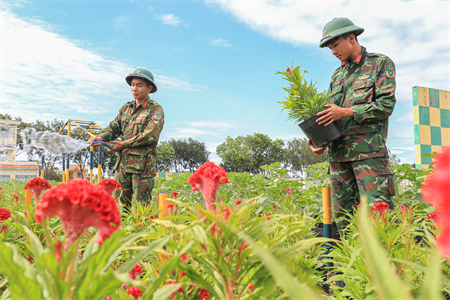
[35,251,68,300]
[152,283,182,300]
[418,249,444,300]
[357,197,413,300]
[234,228,323,299]
[0,242,44,300]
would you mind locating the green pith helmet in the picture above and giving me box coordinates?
[319,17,364,48]
[125,68,157,93]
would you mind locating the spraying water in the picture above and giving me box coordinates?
[20,128,92,155]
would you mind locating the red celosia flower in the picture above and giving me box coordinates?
[236,200,242,205]
[248,284,254,292]
[122,283,129,290]
[265,213,271,221]
[180,271,185,278]
[165,281,184,297]
[180,254,189,261]
[127,287,142,300]
[35,179,121,250]
[211,225,216,236]
[55,241,62,261]
[98,179,121,196]
[129,263,143,280]
[24,177,52,204]
[285,188,291,197]
[0,207,11,221]
[172,192,179,199]
[188,161,230,214]
[422,147,450,259]
[200,244,207,251]
[221,198,224,204]
[13,193,19,202]
[238,241,248,256]
[168,203,175,214]
[286,67,291,74]
[372,202,390,219]
[106,296,111,300]
[199,289,210,300]
[428,211,440,229]
[80,251,84,258]
[222,207,231,221]
[273,204,277,212]
[1,226,7,234]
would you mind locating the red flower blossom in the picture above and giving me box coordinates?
[265,213,271,221]
[180,271,185,278]
[210,225,216,236]
[422,147,450,259]
[55,241,62,261]
[172,192,179,199]
[98,179,121,196]
[285,188,291,197]
[200,244,207,251]
[13,193,19,202]
[221,198,224,204]
[273,204,277,212]
[188,161,229,214]
[106,296,111,300]
[428,211,440,229]
[168,204,175,214]
[122,283,129,290]
[35,179,121,250]
[248,284,254,292]
[24,177,52,204]
[0,207,11,221]
[236,199,242,205]
[127,287,142,300]
[165,281,184,297]
[129,263,143,280]
[372,202,390,219]
[199,289,210,300]
[238,241,248,256]
[286,67,291,74]
[1,226,7,234]
[222,207,231,221]
[180,254,189,261]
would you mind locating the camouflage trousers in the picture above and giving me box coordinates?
[115,171,155,207]
[330,157,395,221]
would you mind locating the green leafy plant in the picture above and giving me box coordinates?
[277,64,330,123]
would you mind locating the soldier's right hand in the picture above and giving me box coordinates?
[88,136,103,145]
[307,139,327,155]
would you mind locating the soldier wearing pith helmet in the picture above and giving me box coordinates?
[308,17,397,234]
[89,67,165,207]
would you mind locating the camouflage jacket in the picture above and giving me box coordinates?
[99,97,164,177]
[326,46,396,162]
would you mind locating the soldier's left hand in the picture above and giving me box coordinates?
[316,104,354,126]
[109,141,126,152]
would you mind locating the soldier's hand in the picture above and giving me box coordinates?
[316,104,354,126]
[307,139,327,155]
[88,136,103,145]
[109,141,126,152]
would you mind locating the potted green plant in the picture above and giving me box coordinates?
[276,64,342,148]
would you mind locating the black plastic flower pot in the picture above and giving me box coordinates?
[298,114,343,148]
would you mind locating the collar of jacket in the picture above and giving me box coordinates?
[341,45,366,66]
[131,97,151,109]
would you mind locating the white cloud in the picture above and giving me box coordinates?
[1,9,203,123]
[211,38,232,47]
[158,14,183,27]
[205,0,450,101]
[167,121,237,139]
[113,15,132,29]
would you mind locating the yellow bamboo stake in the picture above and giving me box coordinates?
[158,188,170,219]
[25,190,32,204]
[322,186,332,226]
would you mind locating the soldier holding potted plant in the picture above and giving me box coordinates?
[310,17,397,232]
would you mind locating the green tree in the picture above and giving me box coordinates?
[156,141,175,172]
[169,138,210,172]
[284,138,328,176]
[388,149,401,166]
[246,133,285,174]
[216,136,252,172]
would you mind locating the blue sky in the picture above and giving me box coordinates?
[2,0,449,165]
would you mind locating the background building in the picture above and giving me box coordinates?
[0,119,39,181]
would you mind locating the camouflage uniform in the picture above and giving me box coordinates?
[99,97,164,206]
[326,46,396,219]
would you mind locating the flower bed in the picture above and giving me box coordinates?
[0,152,449,299]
